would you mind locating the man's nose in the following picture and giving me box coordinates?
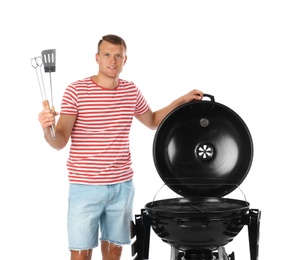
[110,55,117,63]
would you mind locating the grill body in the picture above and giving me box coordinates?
[145,197,249,251]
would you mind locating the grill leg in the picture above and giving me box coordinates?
[170,246,184,260]
[248,209,261,260]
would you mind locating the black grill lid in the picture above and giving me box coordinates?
[153,94,253,197]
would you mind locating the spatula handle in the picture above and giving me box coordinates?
[42,100,56,140]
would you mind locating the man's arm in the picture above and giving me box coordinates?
[136,89,203,130]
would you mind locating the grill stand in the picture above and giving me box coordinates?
[130,209,260,260]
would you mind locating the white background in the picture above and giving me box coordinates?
[1,0,287,259]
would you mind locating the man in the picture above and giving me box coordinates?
[38,34,203,260]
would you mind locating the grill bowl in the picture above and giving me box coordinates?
[145,197,249,251]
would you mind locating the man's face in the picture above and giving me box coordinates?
[96,40,127,78]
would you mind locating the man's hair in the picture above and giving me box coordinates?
[97,34,127,53]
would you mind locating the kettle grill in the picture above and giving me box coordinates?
[131,94,260,260]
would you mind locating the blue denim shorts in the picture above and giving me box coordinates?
[67,180,135,250]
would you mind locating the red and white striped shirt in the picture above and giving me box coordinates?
[60,77,150,185]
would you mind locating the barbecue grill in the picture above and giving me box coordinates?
[131,94,260,260]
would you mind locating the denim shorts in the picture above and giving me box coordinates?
[67,180,135,250]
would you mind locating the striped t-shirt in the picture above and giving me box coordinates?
[60,77,150,185]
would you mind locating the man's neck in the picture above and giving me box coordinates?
[92,74,119,89]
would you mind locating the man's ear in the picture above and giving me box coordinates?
[96,53,99,64]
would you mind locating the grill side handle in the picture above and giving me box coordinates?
[130,209,151,260]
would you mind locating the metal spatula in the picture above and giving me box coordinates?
[42,49,56,139]
[42,49,56,109]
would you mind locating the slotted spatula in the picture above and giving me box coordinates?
[41,49,56,139]
[41,49,56,107]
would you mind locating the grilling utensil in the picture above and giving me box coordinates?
[31,49,56,140]
[42,49,56,110]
